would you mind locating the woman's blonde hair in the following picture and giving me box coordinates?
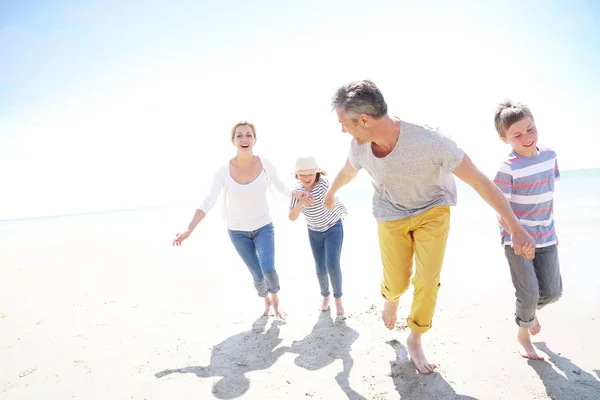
[230,121,257,141]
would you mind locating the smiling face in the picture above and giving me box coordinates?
[336,108,371,144]
[502,116,538,157]
[232,124,256,153]
[297,173,318,190]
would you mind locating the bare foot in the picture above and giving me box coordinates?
[335,297,344,316]
[321,296,330,312]
[382,300,399,330]
[407,331,436,374]
[518,329,544,360]
[271,293,287,320]
[263,296,274,316]
[529,318,541,336]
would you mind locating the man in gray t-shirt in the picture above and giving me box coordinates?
[324,80,536,375]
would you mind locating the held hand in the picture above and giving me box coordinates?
[173,229,192,247]
[511,229,536,259]
[324,191,335,210]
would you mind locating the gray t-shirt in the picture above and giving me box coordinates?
[348,119,465,222]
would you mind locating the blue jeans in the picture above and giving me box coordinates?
[307,219,344,298]
[228,222,279,297]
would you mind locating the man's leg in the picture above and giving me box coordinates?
[377,216,413,330]
[409,205,451,374]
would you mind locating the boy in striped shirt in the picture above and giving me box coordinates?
[493,100,563,361]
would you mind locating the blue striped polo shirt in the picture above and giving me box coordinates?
[290,177,348,232]
[493,146,560,247]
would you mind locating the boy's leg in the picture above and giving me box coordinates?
[377,216,414,330]
[534,244,562,309]
[308,228,330,298]
[504,246,540,328]
[504,246,544,360]
[228,229,268,297]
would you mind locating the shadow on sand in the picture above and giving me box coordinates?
[528,342,600,400]
[387,339,479,400]
[288,310,366,399]
[155,316,286,399]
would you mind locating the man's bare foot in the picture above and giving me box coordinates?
[382,300,399,330]
[335,297,344,316]
[407,331,436,374]
[518,328,544,360]
[321,296,330,312]
[529,318,541,336]
[263,296,274,316]
[271,293,287,320]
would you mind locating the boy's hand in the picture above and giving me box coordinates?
[511,229,536,259]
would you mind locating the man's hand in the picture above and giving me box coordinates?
[324,191,335,209]
[511,228,536,259]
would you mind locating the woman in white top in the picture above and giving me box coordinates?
[173,122,308,319]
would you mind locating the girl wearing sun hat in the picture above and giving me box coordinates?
[289,156,348,316]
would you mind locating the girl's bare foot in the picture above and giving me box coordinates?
[271,293,287,320]
[529,318,541,336]
[335,297,344,316]
[263,296,274,316]
[382,300,399,330]
[407,331,436,374]
[518,328,544,360]
[321,296,330,311]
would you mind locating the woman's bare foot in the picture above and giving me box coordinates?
[335,297,344,316]
[271,293,287,320]
[518,328,544,360]
[321,296,330,311]
[382,300,399,330]
[407,331,436,374]
[263,296,274,316]
[529,318,541,336]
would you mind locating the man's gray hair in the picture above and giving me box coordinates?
[331,80,388,121]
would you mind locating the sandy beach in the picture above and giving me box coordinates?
[1,190,599,399]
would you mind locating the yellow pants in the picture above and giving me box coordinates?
[377,205,450,333]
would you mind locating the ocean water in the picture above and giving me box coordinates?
[1,168,598,235]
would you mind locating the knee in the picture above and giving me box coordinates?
[517,293,539,310]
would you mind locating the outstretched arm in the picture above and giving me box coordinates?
[324,159,358,209]
[452,154,535,258]
[173,167,225,246]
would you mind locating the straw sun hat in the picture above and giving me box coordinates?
[294,156,326,176]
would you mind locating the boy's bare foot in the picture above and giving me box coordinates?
[263,296,274,316]
[382,300,399,330]
[335,297,344,316]
[271,293,287,320]
[407,331,436,374]
[529,318,541,336]
[321,296,330,312]
[518,328,544,360]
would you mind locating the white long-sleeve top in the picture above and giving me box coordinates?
[198,158,292,231]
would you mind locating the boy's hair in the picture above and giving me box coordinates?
[494,100,534,138]
[295,172,322,181]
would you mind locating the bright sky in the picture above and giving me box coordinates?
[1,0,599,220]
